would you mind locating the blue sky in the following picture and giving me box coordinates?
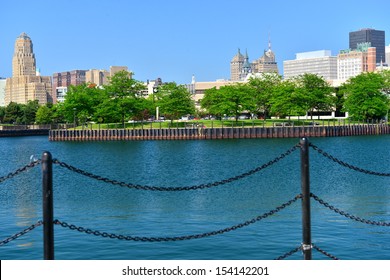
[1,0,389,84]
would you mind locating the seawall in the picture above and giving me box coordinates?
[49,124,390,141]
[0,129,50,137]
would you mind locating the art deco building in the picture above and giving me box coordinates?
[5,33,52,105]
[251,41,278,74]
[230,49,245,81]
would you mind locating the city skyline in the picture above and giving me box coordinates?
[1,0,390,84]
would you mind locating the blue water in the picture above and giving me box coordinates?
[0,135,389,260]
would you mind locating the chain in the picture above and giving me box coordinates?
[53,144,299,191]
[274,245,302,260]
[312,244,339,260]
[0,160,41,184]
[311,193,390,226]
[0,220,43,246]
[54,194,301,242]
[309,143,390,177]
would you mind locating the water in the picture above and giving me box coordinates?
[0,135,389,260]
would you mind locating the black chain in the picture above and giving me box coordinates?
[274,245,302,260]
[53,144,299,191]
[311,193,390,226]
[54,194,301,242]
[312,244,339,260]
[0,160,41,184]
[309,143,390,177]
[0,220,43,246]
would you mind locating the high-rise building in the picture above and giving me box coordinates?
[337,43,376,80]
[283,50,338,80]
[85,69,110,86]
[349,28,385,64]
[52,70,86,103]
[0,78,6,107]
[251,40,278,74]
[5,33,52,105]
[386,44,390,64]
[230,49,245,81]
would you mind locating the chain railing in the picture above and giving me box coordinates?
[1,138,389,260]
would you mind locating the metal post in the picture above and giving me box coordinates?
[300,138,312,260]
[42,151,54,260]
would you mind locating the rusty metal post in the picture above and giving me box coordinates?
[300,138,312,260]
[42,151,54,260]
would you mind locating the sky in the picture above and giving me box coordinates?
[1,0,390,84]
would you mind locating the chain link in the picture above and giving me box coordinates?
[311,193,390,226]
[0,160,41,184]
[0,220,43,246]
[274,245,302,260]
[54,194,301,242]
[312,244,339,260]
[309,143,390,177]
[53,144,299,191]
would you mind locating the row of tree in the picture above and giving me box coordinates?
[201,71,390,121]
[0,70,389,125]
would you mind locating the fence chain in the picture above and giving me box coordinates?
[0,160,41,184]
[309,143,390,177]
[312,244,339,260]
[311,193,390,226]
[0,220,43,246]
[52,144,299,191]
[274,245,302,260]
[54,194,302,242]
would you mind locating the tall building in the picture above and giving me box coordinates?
[283,50,338,80]
[337,43,376,80]
[386,44,390,64]
[5,33,52,105]
[52,70,86,103]
[0,78,6,107]
[349,28,385,64]
[251,40,278,74]
[230,49,245,81]
[230,40,278,81]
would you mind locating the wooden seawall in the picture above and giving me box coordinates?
[49,124,390,141]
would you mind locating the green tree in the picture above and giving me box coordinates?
[22,100,40,124]
[155,82,195,121]
[62,83,108,124]
[270,80,305,119]
[35,104,53,124]
[341,72,389,121]
[0,107,5,123]
[104,70,146,124]
[201,83,253,120]
[4,102,23,124]
[247,73,282,118]
[294,73,336,119]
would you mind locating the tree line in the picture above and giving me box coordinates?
[0,70,389,125]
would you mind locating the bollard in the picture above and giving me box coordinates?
[42,151,54,260]
[300,138,312,260]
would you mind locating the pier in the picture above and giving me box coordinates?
[49,123,390,141]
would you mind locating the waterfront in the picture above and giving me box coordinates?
[0,135,389,260]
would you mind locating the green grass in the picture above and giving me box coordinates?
[71,118,383,130]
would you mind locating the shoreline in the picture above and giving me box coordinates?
[49,124,390,141]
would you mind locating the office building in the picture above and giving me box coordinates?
[5,33,52,105]
[52,70,86,103]
[349,28,385,64]
[0,78,6,106]
[283,50,337,80]
[337,43,376,80]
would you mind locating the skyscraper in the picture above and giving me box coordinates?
[5,33,52,105]
[349,28,385,64]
